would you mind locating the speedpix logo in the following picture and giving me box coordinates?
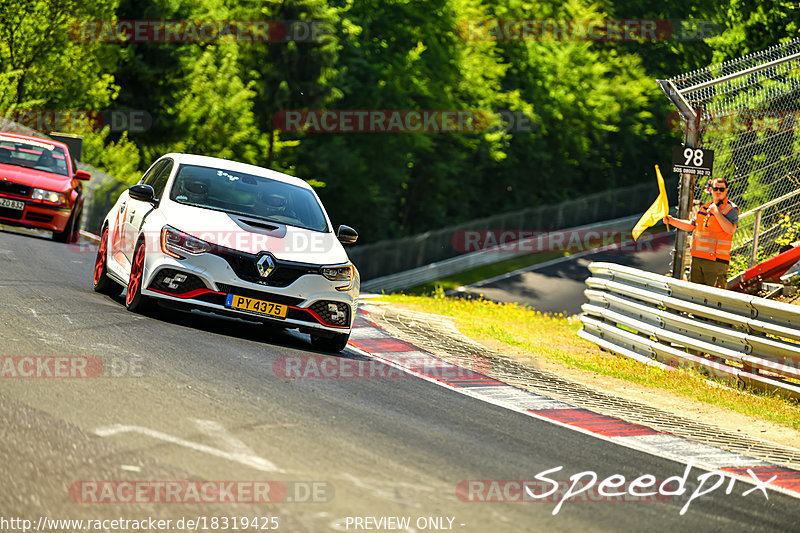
[457,461,775,515]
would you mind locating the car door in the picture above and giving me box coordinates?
[110,161,164,270]
[123,158,174,265]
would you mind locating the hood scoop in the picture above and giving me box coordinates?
[231,215,287,237]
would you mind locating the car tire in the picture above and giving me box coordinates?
[310,332,350,353]
[53,207,79,243]
[93,227,122,297]
[126,240,152,313]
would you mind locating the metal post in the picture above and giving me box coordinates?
[750,209,763,266]
[673,114,699,279]
[657,79,700,279]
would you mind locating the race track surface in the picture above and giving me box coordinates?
[1,228,797,532]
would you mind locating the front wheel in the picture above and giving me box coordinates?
[93,227,122,296]
[53,207,79,243]
[126,241,152,313]
[310,332,350,353]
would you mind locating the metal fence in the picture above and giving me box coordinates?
[665,38,800,277]
[361,215,644,293]
[350,179,677,281]
[579,262,800,399]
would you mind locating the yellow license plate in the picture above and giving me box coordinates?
[225,294,287,318]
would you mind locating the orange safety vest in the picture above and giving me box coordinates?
[691,199,737,262]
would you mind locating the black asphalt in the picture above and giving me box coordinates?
[1,228,797,532]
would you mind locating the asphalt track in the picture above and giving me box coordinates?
[454,232,675,315]
[1,227,798,532]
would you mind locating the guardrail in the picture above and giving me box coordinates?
[578,262,800,399]
[360,215,647,293]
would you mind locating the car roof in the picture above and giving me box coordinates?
[162,153,314,191]
[0,131,70,153]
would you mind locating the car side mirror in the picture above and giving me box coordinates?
[129,184,156,203]
[337,225,358,244]
[74,169,91,181]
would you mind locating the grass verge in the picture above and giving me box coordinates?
[376,294,800,431]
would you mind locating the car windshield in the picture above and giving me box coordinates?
[169,164,329,232]
[0,136,69,176]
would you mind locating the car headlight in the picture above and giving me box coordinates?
[321,264,354,291]
[31,188,67,205]
[161,226,213,258]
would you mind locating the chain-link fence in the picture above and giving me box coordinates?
[669,38,800,276]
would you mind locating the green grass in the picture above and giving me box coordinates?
[377,294,800,430]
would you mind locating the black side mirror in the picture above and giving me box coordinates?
[337,225,358,244]
[129,184,155,203]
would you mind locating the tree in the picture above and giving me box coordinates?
[0,0,118,110]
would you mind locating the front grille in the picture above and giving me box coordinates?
[0,180,31,197]
[212,248,318,287]
[25,212,53,223]
[215,283,304,306]
[309,300,351,327]
[149,268,208,294]
[0,206,23,220]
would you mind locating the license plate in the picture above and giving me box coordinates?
[225,294,287,318]
[0,198,24,211]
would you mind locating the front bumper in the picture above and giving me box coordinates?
[139,249,358,334]
[0,194,72,232]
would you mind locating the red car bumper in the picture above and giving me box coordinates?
[0,195,72,232]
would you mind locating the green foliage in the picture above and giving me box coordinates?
[776,214,800,247]
[0,0,119,110]
[166,45,262,164]
[82,127,142,185]
[4,0,800,245]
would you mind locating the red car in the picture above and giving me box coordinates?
[0,132,90,242]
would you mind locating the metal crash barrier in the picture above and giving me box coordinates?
[578,262,800,399]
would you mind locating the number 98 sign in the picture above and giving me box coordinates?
[672,146,714,176]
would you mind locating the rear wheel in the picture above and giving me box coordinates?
[93,227,122,296]
[126,241,152,313]
[310,332,350,353]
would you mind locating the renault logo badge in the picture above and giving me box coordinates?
[256,254,275,278]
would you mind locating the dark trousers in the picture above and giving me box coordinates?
[690,256,729,288]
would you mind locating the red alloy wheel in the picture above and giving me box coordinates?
[93,228,109,285]
[126,243,145,306]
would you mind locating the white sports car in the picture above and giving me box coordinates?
[93,153,360,352]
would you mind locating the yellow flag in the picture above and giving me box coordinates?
[632,165,670,242]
